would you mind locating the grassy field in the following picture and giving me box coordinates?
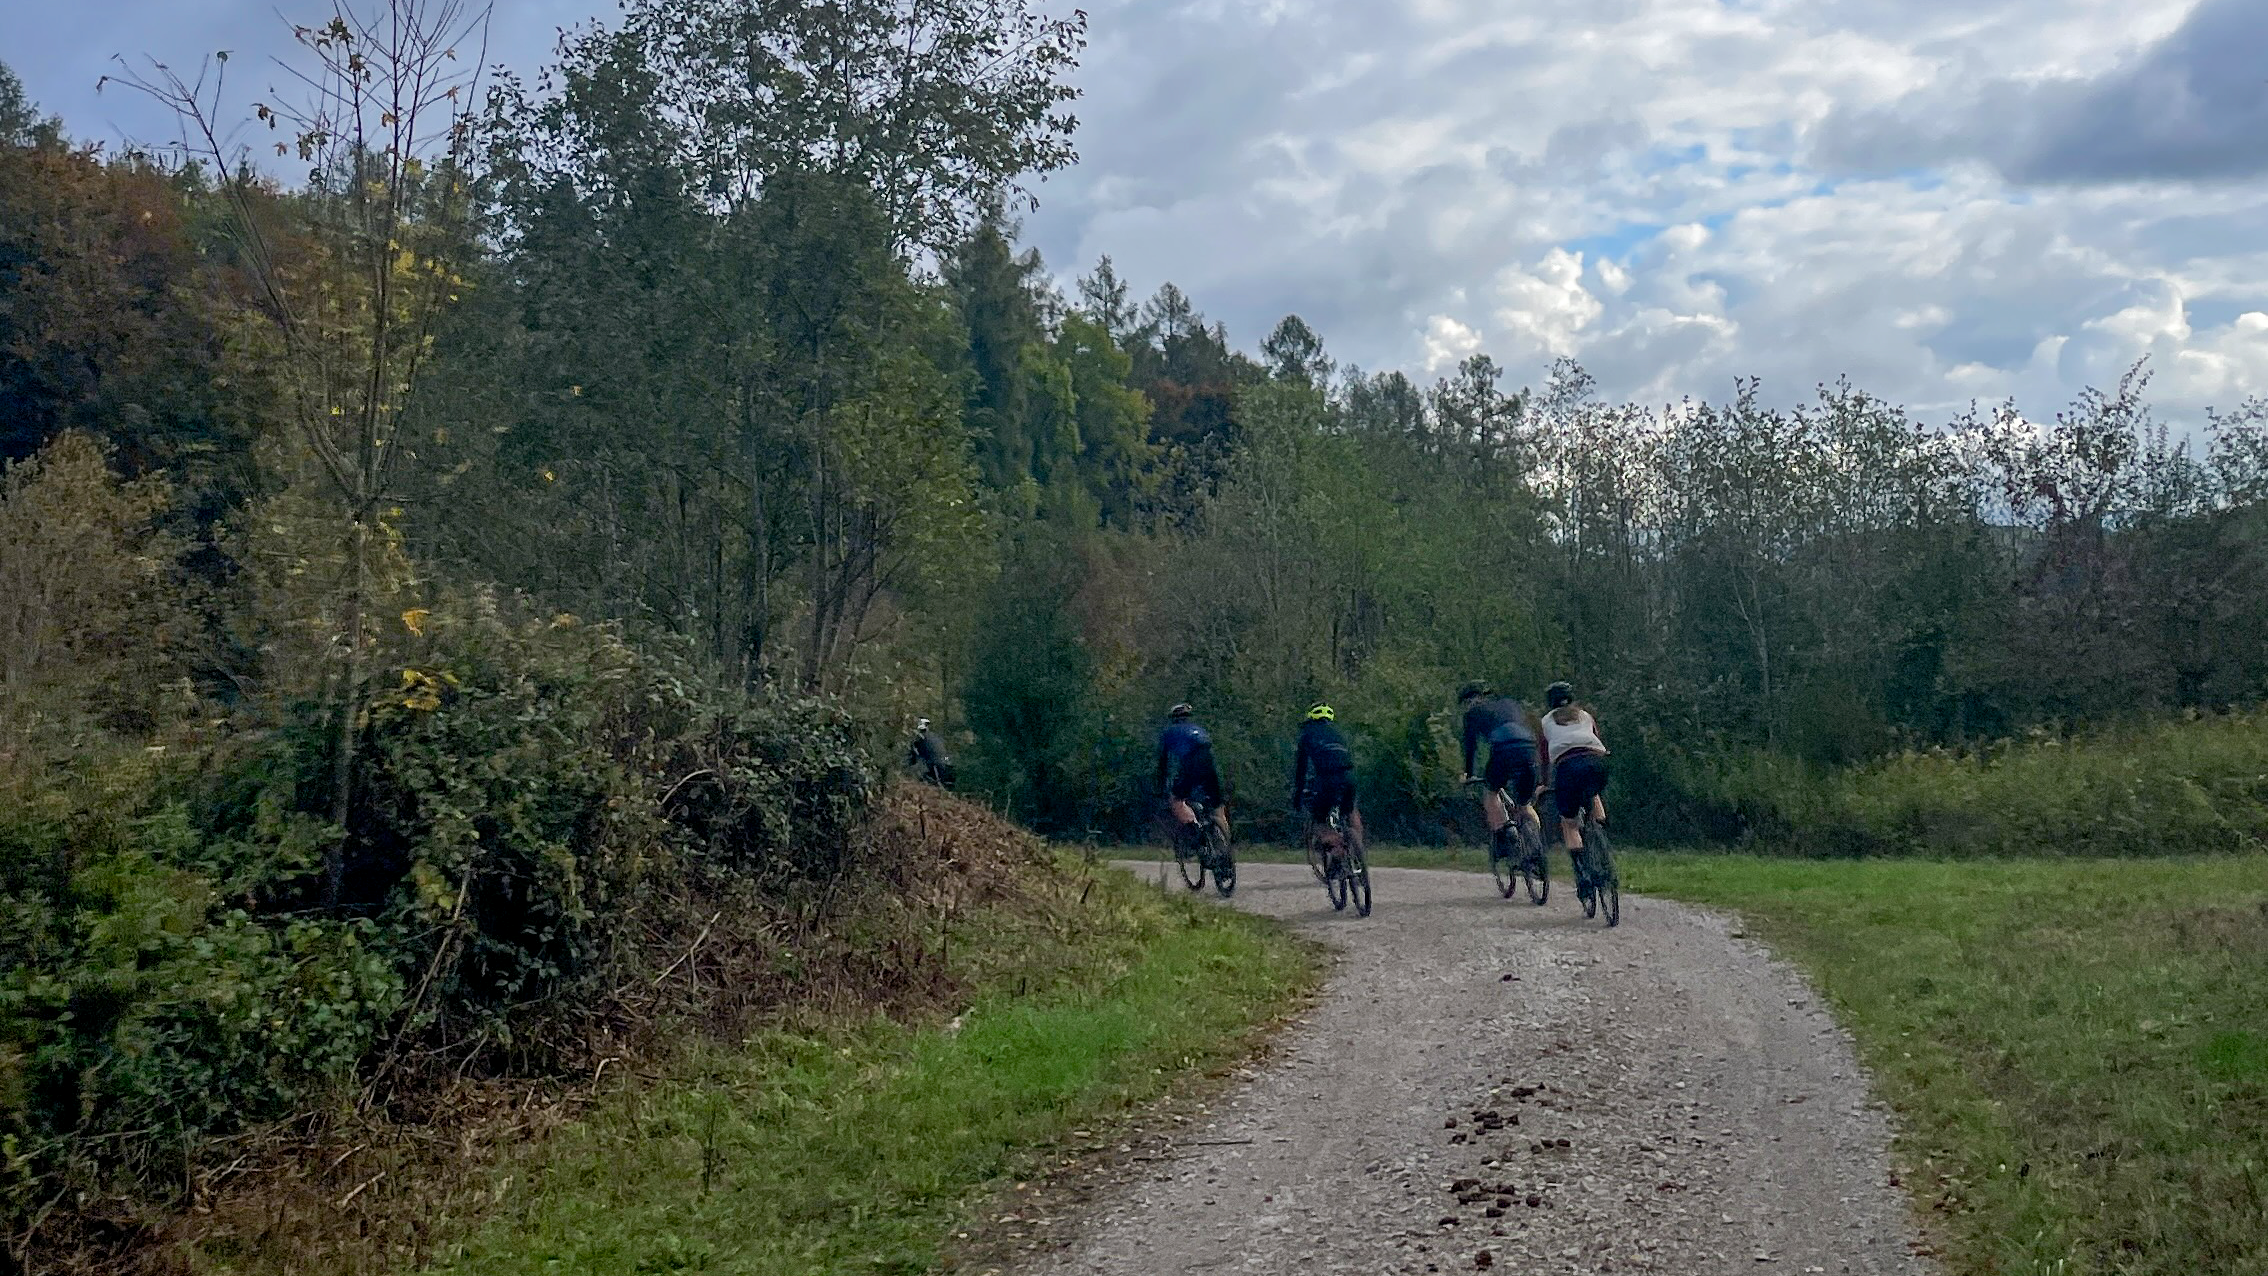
[416,855,1317,1276]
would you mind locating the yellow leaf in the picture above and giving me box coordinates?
[401,608,430,636]
[541,468,557,483]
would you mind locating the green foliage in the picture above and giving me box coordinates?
[0,592,879,1250]
[1695,711,2268,857]
[0,433,201,747]
[962,533,1096,830]
[1634,854,2268,1276]
[0,751,403,1234]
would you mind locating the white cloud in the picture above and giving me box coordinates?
[1022,0,2268,424]
[1422,315,1483,372]
[1492,249,1603,359]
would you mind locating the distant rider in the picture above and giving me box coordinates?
[1155,702,1230,851]
[1289,702,1364,855]
[905,717,955,789]
[1458,681,1546,851]
[1539,681,1611,895]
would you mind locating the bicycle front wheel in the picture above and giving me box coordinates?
[1209,826,1236,898]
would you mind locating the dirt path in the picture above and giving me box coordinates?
[1017,860,1934,1276]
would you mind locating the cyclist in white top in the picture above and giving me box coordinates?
[1539,681,1609,861]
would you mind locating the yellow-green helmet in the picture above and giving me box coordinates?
[1306,702,1335,721]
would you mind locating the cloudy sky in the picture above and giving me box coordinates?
[12,0,2268,419]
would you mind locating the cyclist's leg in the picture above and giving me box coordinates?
[1508,756,1541,842]
[1553,773,1585,853]
[1480,747,1514,833]
[1559,755,1607,861]
[1190,752,1225,837]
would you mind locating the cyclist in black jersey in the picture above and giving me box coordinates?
[1289,702,1364,849]
[904,717,955,789]
[1458,681,1546,840]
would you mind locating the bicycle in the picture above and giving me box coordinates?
[1173,799,1236,898]
[1474,779,1549,906]
[1303,803,1372,917]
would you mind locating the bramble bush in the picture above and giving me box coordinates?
[0,589,878,1255]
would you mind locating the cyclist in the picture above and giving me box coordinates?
[1540,681,1610,894]
[904,717,955,789]
[1459,681,1546,852]
[1155,702,1229,851]
[1289,702,1364,857]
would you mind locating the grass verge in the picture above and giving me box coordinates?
[416,854,1317,1276]
[1630,854,2268,1276]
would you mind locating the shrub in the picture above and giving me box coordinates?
[1694,711,2268,857]
[0,590,880,1255]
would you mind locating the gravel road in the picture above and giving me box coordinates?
[1015,860,1936,1276]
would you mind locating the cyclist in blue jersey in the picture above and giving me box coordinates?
[1156,702,1229,850]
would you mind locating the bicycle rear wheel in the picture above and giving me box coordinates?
[1208,824,1236,898]
[1176,823,1206,890]
[1347,838,1372,917]
[1516,816,1549,906]
[1585,822,1620,927]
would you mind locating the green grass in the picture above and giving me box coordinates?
[1630,854,2268,1276]
[416,857,1317,1276]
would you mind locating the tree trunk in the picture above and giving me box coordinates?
[327,511,369,909]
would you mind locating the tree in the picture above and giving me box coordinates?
[945,204,1051,495]
[1076,254,1136,344]
[579,0,1087,251]
[0,61,61,147]
[1261,313,1333,389]
[111,0,491,905]
[0,127,259,528]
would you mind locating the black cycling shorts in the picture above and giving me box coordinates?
[1170,749,1222,806]
[1553,751,1608,819]
[1305,769,1356,824]
[1485,744,1539,804]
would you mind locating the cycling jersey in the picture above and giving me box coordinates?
[1541,708,1608,769]
[1290,718,1353,787]
[1156,720,1221,803]
[1461,696,1536,778]
[905,729,954,788]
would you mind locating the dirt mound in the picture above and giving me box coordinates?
[865,780,1054,903]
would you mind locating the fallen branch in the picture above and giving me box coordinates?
[652,911,724,986]
[337,1170,386,1208]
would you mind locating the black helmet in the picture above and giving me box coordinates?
[1168,702,1195,720]
[1456,680,1491,703]
[1544,681,1574,710]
